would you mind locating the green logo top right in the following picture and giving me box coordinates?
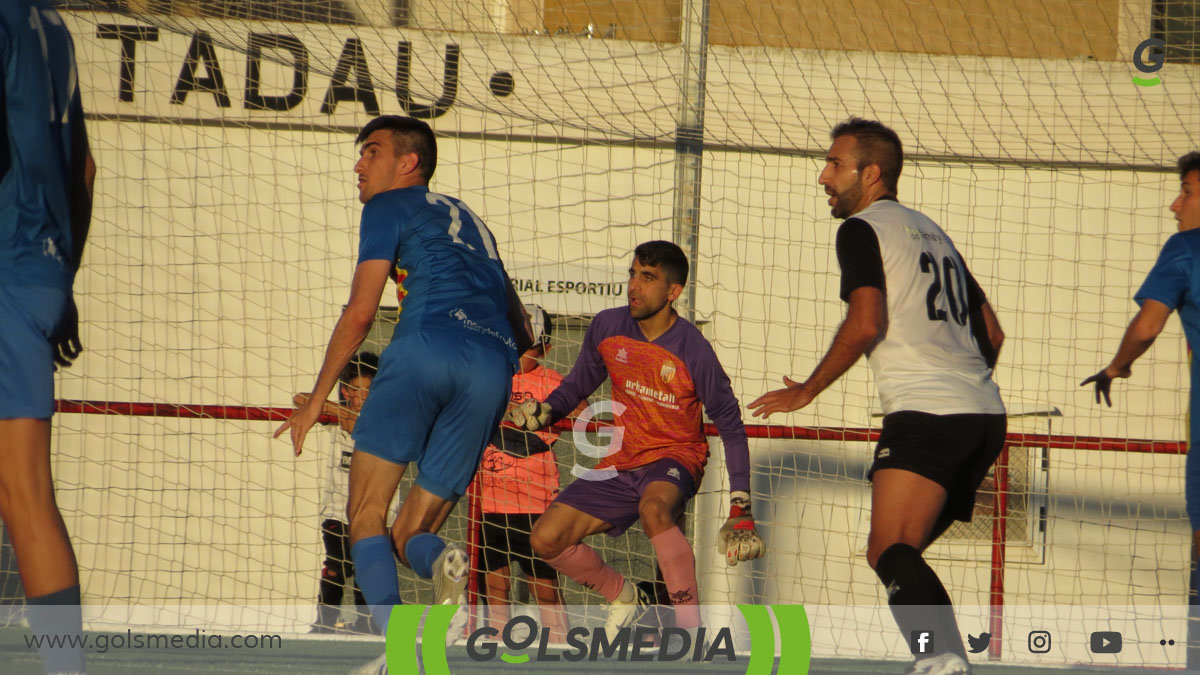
[1132,37,1166,86]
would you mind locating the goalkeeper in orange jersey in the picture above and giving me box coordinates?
[514,241,764,640]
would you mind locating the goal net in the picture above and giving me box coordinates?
[18,0,1200,668]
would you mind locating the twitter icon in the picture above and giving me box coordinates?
[967,633,992,653]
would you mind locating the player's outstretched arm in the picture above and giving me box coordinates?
[275,259,390,455]
[749,285,885,417]
[1081,299,1172,407]
[718,491,765,567]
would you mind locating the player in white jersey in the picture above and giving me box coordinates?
[750,118,1006,675]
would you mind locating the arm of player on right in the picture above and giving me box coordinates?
[750,219,887,418]
[748,285,885,417]
[1082,299,1173,406]
[275,259,392,455]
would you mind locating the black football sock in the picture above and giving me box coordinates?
[875,543,966,659]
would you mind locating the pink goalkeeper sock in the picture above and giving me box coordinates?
[545,543,626,602]
[650,527,701,628]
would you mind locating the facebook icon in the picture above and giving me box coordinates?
[910,630,934,654]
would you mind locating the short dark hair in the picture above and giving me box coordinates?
[633,240,689,286]
[356,115,437,183]
[337,352,378,405]
[1179,151,1200,180]
[339,352,378,390]
[830,117,904,195]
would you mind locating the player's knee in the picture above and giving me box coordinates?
[348,499,379,526]
[346,502,386,536]
[867,526,928,569]
[529,523,561,560]
[638,498,674,532]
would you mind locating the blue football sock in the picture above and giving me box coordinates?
[26,585,86,674]
[404,533,446,580]
[350,535,402,632]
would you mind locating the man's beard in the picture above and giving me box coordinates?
[831,177,863,219]
[629,296,667,320]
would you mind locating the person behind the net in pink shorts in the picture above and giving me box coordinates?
[477,304,574,642]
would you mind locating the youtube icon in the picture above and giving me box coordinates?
[1090,631,1122,654]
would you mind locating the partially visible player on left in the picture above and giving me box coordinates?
[0,2,95,673]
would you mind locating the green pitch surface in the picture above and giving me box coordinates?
[0,629,1141,674]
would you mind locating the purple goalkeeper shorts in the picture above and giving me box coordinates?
[553,458,697,536]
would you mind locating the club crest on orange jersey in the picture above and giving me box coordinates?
[660,361,676,383]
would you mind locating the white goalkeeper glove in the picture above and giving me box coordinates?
[718,491,764,567]
[506,399,553,432]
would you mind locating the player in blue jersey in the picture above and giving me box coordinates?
[0,2,95,673]
[1083,150,1200,597]
[276,116,529,669]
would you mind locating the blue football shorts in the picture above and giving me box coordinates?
[352,329,513,502]
[0,285,67,420]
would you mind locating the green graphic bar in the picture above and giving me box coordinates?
[772,604,811,675]
[420,605,458,675]
[738,604,775,675]
[386,605,427,673]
